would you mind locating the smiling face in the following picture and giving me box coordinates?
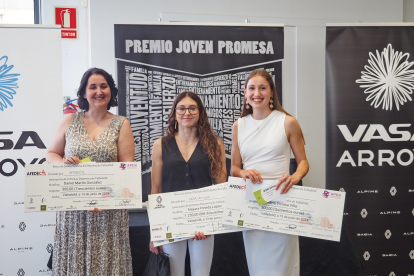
[244,76,274,111]
[84,74,111,110]
[175,96,200,129]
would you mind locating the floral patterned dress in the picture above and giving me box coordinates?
[52,112,132,276]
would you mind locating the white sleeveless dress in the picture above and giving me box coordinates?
[238,110,299,276]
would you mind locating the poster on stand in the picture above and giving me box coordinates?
[0,25,62,275]
[114,23,284,201]
[326,24,414,276]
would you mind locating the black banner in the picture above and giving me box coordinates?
[326,26,414,276]
[115,24,284,201]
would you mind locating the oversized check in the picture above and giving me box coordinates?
[148,183,246,242]
[223,178,346,241]
[24,162,142,212]
[153,237,191,247]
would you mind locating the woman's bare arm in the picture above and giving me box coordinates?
[46,114,73,164]
[117,119,135,162]
[215,139,227,184]
[276,116,309,193]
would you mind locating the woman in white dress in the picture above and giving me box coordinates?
[230,69,309,276]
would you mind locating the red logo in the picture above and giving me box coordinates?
[54,7,77,39]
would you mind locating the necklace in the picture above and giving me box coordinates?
[252,113,270,131]
[252,119,263,131]
[176,136,198,148]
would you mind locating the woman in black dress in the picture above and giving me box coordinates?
[149,91,227,276]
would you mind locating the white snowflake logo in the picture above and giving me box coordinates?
[389,272,396,276]
[356,44,414,111]
[363,251,370,261]
[409,250,414,259]
[339,188,345,192]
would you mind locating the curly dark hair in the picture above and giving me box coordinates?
[76,68,118,111]
[162,91,225,179]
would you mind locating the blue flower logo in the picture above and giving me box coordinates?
[0,56,20,111]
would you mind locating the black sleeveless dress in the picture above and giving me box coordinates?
[162,138,214,193]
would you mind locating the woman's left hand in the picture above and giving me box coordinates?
[88,207,104,213]
[63,155,81,165]
[275,174,301,194]
[191,232,210,241]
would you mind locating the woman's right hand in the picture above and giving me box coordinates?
[149,241,163,255]
[239,169,263,183]
[63,155,81,165]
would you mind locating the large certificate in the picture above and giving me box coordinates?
[148,183,246,242]
[153,237,191,247]
[24,162,142,212]
[223,177,346,241]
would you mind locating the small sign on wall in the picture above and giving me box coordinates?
[54,7,77,39]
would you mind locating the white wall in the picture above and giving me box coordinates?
[0,0,33,9]
[404,0,414,21]
[89,0,403,74]
[0,0,34,24]
[41,0,404,189]
[42,0,89,102]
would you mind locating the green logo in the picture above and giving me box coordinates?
[166,233,172,239]
[238,220,244,226]
[40,205,46,211]
[169,239,174,242]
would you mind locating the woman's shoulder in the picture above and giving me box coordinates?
[113,113,125,123]
[153,138,163,148]
[63,113,75,122]
[272,109,285,116]
[108,113,125,130]
[284,114,300,131]
[236,114,251,127]
[114,113,125,119]
[152,138,163,159]
[61,113,76,129]
[156,137,171,152]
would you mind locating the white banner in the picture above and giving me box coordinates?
[0,25,62,276]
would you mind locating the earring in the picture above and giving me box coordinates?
[270,97,274,108]
[175,120,177,129]
[246,100,250,109]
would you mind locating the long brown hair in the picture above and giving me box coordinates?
[241,69,290,118]
[241,69,305,143]
[162,92,225,179]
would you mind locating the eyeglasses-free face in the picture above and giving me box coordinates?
[244,75,273,111]
[175,107,199,115]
